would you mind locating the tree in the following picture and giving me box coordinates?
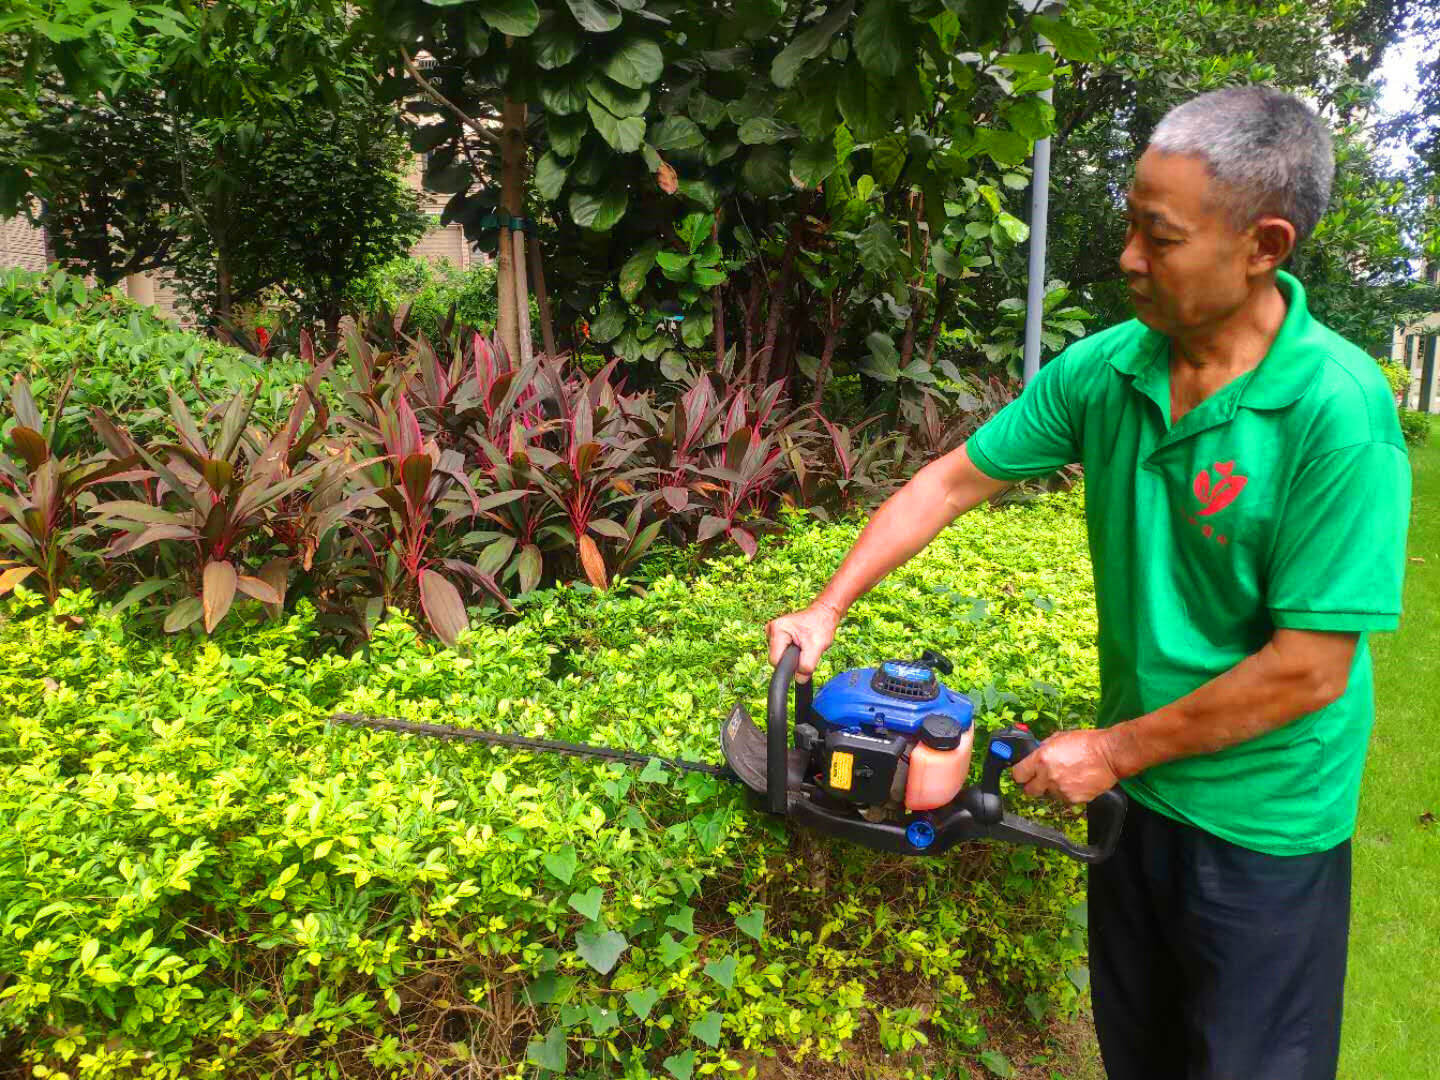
[2,2,427,333]
[172,97,427,339]
[358,0,1085,415]
[4,88,186,286]
[1035,0,1433,350]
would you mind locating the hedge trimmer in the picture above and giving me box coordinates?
[332,643,1125,864]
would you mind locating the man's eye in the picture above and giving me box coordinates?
[1151,236,1178,248]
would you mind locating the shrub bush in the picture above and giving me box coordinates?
[345,257,501,343]
[0,491,1099,1079]
[0,268,311,443]
[1399,407,1432,446]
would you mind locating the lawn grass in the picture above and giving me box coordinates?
[1341,418,1440,1079]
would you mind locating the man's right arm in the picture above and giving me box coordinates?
[766,442,1010,679]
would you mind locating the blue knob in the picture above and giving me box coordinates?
[906,820,936,850]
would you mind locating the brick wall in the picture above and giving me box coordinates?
[0,212,50,272]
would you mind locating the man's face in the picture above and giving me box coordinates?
[1120,149,1255,335]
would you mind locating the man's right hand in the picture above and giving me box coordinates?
[766,601,843,683]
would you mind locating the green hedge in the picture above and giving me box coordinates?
[0,268,312,444]
[0,492,1099,1079]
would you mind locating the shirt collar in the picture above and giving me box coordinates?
[1103,270,1321,410]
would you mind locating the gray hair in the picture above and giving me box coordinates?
[1148,85,1335,248]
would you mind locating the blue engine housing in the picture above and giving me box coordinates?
[812,660,974,738]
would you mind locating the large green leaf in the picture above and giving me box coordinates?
[542,844,578,884]
[568,887,603,922]
[619,242,661,300]
[588,76,649,117]
[570,186,629,230]
[687,89,727,128]
[1032,13,1101,62]
[740,145,790,197]
[676,177,720,208]
[649,115,704,151]
[587,98,645,152]
[656,250,692,281]
[997,211,1030,244]
[856,220,907,274]
[853,0,905,77]
[703,953,738,988]
[836,70,885,141]
[771,1,854,87]
[691,1010,723,1047]
[588,308,627,342]
[525,1026,567,1073]
[602,37,662,88]
[870,134,907,187]
[663,1050,696,1080]
[565,0,622,32]
[531,20,580,68]
[1003,97,1055,141]
[738,117,797,145]
[790,138,837,188]
[548,113,588,157]
[575,929,629,973]
[534,151,568,201]
[476,0,539,36]
[540,72,589,115]
[624,986,659,1019]
[931,243,965,278]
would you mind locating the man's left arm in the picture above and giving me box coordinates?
[1014,629,1356,802]
[1014,437,1411,803]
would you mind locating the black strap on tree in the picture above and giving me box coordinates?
[329,712,735,779]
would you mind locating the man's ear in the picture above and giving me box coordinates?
[1249,216,1296,272]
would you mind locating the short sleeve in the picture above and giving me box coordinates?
[1266,441,1412,632]
[965,353,1080,481]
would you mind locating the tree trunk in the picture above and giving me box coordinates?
[528,232,558,359]
[758,222,802,384]
[811,285,851,405]
[923,282,948,368]
[900,304,920,370]
[216,247,233,326]
[496,98,527,365]
[712,217,726,370]
[741,271,762,379]
[324,303,342,346]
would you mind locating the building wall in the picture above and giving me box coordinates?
[0,211,50,272]
[1393,314,1440,414]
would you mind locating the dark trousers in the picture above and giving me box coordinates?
[1089,799,1351,1080]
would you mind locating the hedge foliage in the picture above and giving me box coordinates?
[1,491,1099,1079]
[0,269,312,444]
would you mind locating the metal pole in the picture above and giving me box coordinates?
[1020,0,1061,384]
[1022,63,1054,385]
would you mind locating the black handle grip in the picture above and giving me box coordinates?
[766,644,802,814]
[974,726,1041,824]
[968,724,1128,862]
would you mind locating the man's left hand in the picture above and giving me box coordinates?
[1009,729,1121,804]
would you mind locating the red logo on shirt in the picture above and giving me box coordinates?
[1194,461,1247,516]
[1188,462,1246,545]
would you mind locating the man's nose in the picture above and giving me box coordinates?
[1119,232,1147,277]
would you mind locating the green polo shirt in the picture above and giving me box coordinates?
[966,271,1411,855]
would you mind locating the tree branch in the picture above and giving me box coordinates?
[400,48,500,146]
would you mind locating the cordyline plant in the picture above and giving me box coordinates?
[337,380,511,645]
[793,411,906,521]
[90,377,353,634]
[527,356,658,588]
[0,373,142,603]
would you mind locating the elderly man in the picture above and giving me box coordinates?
[766,85,1411,1079]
